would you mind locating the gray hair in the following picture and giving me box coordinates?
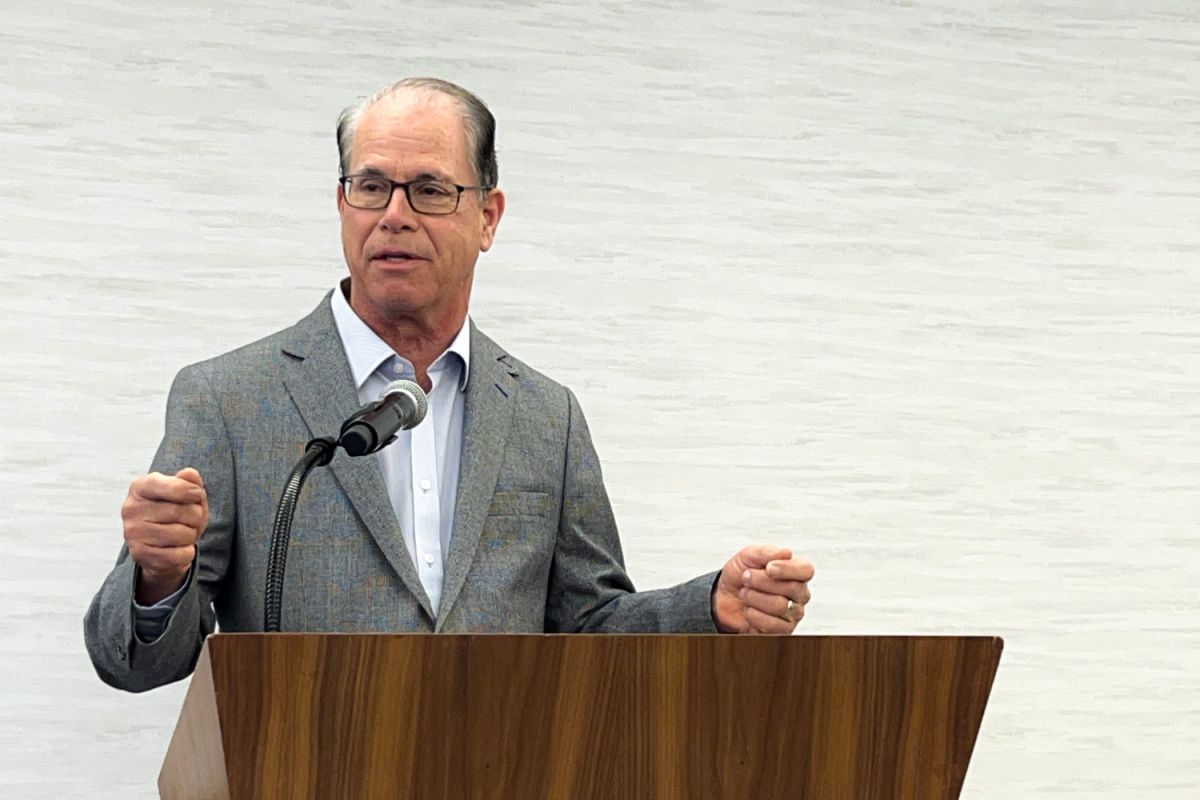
[336,77,498,189]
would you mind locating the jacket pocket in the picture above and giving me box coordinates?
[487,490,553,518]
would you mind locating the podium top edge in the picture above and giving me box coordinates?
[206,633,1005,644]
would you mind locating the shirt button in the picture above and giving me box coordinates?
[424,552,435,565]
[393,363,405,374]
[419,479,431,492]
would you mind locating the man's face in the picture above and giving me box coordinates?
[337,92,504,331]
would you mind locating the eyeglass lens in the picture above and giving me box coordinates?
[344,176,460,214]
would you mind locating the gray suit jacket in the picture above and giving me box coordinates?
[85,294,718,692]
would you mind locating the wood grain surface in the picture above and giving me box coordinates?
[160,634,1002,799]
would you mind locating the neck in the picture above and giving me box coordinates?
[345,286,465,391]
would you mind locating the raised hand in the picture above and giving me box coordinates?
[121,467,208,605]
[712,544,814,634]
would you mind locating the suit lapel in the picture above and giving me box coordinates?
[279,294,434,620]
[435,323,517,630]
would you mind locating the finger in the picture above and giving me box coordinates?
[130,473,205,504]
[766,557,815,583]
[743,605,797,635]
[128,542,197,576]
[738,587,789,619]
[122,495,205,532]
[174,467,205,488]
[739,586,810,619]
[743,570,811,598]
[126,521,201,549]
[736,544,794,571]
[135,500,207,529]
[176,469,211,522]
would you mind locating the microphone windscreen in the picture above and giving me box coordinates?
[380,379,429,427]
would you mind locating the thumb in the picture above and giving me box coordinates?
[175,467,205,488]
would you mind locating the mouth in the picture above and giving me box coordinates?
[370,249,427,264]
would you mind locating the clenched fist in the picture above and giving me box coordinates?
[711,545,814,634]
[122,467,208,605]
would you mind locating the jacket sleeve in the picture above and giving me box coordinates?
[544,387,720,633]
[83,363,237,692]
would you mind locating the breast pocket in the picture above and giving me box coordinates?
[478,491,556,590]
[486,490,554,518]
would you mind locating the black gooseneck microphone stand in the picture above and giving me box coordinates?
[262,379,427,632]
[263,436,338,632]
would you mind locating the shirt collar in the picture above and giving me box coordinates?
[330,279,471,393]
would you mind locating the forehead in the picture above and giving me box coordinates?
[349,91,472,179]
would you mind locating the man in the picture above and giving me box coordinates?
[85,78,814,693]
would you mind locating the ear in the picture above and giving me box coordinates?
[336,181,346,214]
[479,188,506,252]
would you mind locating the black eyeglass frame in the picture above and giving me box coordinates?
[338,174,493,215]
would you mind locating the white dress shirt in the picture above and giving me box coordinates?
[329,283,469,617]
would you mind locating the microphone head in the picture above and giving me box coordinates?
[380,379,428,429]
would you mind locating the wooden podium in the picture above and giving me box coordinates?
[159,634,1002,799]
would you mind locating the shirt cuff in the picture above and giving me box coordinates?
[131,568,192,644]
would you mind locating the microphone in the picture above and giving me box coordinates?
[338,379,429,457]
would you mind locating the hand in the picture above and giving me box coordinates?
[711,544,814,634]
[122,468,208,605]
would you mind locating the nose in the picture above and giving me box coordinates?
[378,185,419,232]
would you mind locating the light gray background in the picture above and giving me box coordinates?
[1,1,1197,797]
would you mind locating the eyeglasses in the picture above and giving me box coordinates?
[339,173,491,215]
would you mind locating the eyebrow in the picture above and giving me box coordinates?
[354,166,454,183]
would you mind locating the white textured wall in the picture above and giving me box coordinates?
[1,1,1197,796]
